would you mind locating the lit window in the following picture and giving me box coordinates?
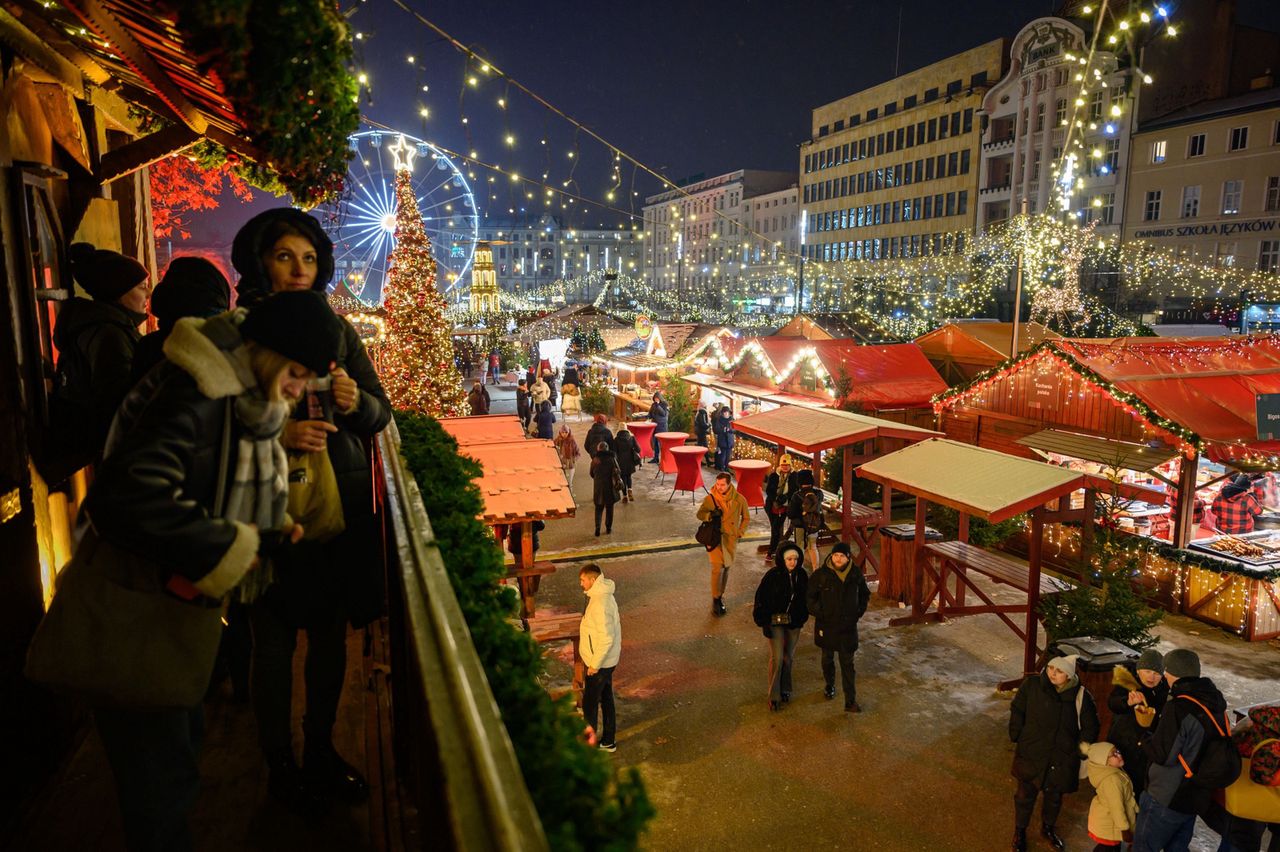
[1181,185,1200,218]
[1151,140,1167,164]
[1222,180,1243,215]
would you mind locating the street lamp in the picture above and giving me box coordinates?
[796,209,807,314]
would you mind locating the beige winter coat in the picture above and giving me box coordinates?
[1086,741,1138,842]
[697,486,750,561]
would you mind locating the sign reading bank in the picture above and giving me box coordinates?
[1133,217,1280,240]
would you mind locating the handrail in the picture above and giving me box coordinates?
[378,419,548,852]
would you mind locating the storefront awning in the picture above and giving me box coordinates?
[734,405,941,454]
[439,416,575,523]
[1016,430,1180,472]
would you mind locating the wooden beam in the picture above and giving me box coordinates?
[0,6,84,98]
[62,0,207,133]
[96,122,199,184]
[1024,508,1044,677]
[1173,452,1198,549]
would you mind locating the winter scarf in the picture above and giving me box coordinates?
[163,311,290,601]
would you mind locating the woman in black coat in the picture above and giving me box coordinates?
[231,208,392,813]
[613,427,641,502]
[1008,657,1100,851]
[76,290,341,850]
[753,542,809,711]
[647,392,669,462]
[589,444,620,536]
[535,400,556,439]
[585,414,615,458]
[1106,650,1168,794]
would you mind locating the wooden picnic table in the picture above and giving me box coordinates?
[506,560,557,618]
[527,612,585,707]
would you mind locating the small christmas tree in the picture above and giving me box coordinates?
[587,327,606,354]
[379,168,469,416]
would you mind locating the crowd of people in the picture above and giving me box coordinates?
[30,208,390,849]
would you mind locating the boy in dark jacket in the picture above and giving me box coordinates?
[804,542,869,713]
[1107,648,1168,794]
[1009,656,1100,852]
[1135,648,1230,852]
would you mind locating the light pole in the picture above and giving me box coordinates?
[796,210,808,315]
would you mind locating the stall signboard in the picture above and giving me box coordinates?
[1028,370,1061,411]
[1257,393,1280,440]
[635,315,653,339]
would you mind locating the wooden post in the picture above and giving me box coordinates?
[519,520,536,618]
[1081,488,1096,563]
[1172,452,1199,549]
[911,497,928,617]
[842,445,854,542]
[812,449,823,491]
[1024,508,1045,677]
[955,512,969,607]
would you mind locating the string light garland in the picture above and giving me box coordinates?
[379,161,470,416]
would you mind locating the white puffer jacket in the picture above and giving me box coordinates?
[580,576,621,670]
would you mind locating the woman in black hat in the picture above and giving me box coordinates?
[50,242,151,468]
[231,208,392,814]
[132,256,232,383]
[81,289,342,851]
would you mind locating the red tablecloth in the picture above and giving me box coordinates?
[627,421,657,460]
[655,431,689,475]
[669,445,708,499]
[729,459,772,508]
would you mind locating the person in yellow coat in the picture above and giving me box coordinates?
[696,472,751,616]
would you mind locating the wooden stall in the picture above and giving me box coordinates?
[934,336,1280,640]
[915,321,1059,385]
[732,406,942,576]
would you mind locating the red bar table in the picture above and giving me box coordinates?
[668,445,708,502]
[653,431,689,481]
[627,421,657,462]
[728,459,772,510]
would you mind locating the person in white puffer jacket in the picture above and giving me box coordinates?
[578,563,622,752]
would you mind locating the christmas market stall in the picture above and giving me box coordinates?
[732,406,942,575]
[438,416,576,619]
[856,439,1095,686]
[933,336,1280,640]
[682,336,946,427]
[592,323,733,421]
[914,320,1060,385]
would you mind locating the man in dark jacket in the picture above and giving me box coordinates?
[804,542,869,713]
[1009,656,1100,852]
[647,391,669,462]
[585,414,615,458]
[231,208,392,813]
[132,256,231,383]
[764,456,795,560]
[693,402,711,450]
[516,379,532,430]
[1135,648,1230,852]
[712,406,735,471]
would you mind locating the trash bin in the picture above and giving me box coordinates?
[877,524,943,603]
[1048,636,1140,737]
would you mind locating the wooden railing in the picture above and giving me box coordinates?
[378,420,548,852]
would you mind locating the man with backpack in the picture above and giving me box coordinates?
[1135,648,1240,852]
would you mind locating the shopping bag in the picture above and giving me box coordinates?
[287,448,346,542]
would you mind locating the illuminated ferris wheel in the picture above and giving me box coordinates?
[318,129,479,304]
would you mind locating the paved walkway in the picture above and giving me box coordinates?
[529,415,1280,851]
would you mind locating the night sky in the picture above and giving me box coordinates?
[196,0,1280,244]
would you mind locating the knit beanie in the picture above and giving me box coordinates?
[1047,655,1079,677]
[68,242,148,301]
[150,257,231,329]
[1163,648,1201,679]
[830,542,853,559]
[1087,741,1117,767]
[239,290,340,376]
[1135,648,1165,675]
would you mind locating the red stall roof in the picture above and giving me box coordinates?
[438,416,576,523]
[937,336,1280,467]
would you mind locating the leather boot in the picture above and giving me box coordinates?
[1039,824,1064,850]
[1010,827,1027,852]
[304,742,370,805]
[712,597,726,616]
[266,749,330,817]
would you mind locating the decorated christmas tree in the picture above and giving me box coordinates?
[379,156,469,417]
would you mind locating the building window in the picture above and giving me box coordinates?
[1222,180,1243,215]
[1261,241,1280,273]
[904,94,917,109]
[1267,176,1280,213]
[1032,151,1041,182]
[1035,103,1045,132]
[924,87,938,103]
[1275,121,1280,145]
[884,101,897,116]
[1098,192,1115,225]
[1088,91,1103,121]
[1151,140,1167,164]
[1188,133,1205,157]
[1144,190,1162,221]
[1181,185,1200,218]
[1230,126,1249,151]
[1216,242,1237,268]
[1055,98,1067,126]
[1105,139,1120,173]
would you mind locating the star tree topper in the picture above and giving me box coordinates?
[388,134,418,173]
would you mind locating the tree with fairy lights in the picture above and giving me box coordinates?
[379,135,469,416]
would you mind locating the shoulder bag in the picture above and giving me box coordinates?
[24,400,234,708]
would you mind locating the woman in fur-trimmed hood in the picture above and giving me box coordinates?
[80,290,341,850]
[1106,649,1168,793]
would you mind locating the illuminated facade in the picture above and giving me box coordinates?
[468,241,500,312]
[476,213,643,297]
[641,169,795,296]
[800,39,1007,263]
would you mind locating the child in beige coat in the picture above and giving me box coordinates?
[1085,741,1138,850]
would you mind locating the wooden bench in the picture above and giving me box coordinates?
[526,612,585,707]
[505,560,557,617]
[925,540,1071,596]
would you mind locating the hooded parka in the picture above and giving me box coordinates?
[1085,741,1138,843]
[753,543,810,638]
[1009,670,1100,794]
[804,549,869,653]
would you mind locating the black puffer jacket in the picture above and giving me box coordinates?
[805,552,869,653]
[585,422,615,457]
[232,208,392,627]
[1106,663,1169,792]
[648,397,669,431]
[590,451,620,507]
[52,297,145,458]
[753,543,809,638]
[1009,671,1100,794]
[614,431,640,477]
